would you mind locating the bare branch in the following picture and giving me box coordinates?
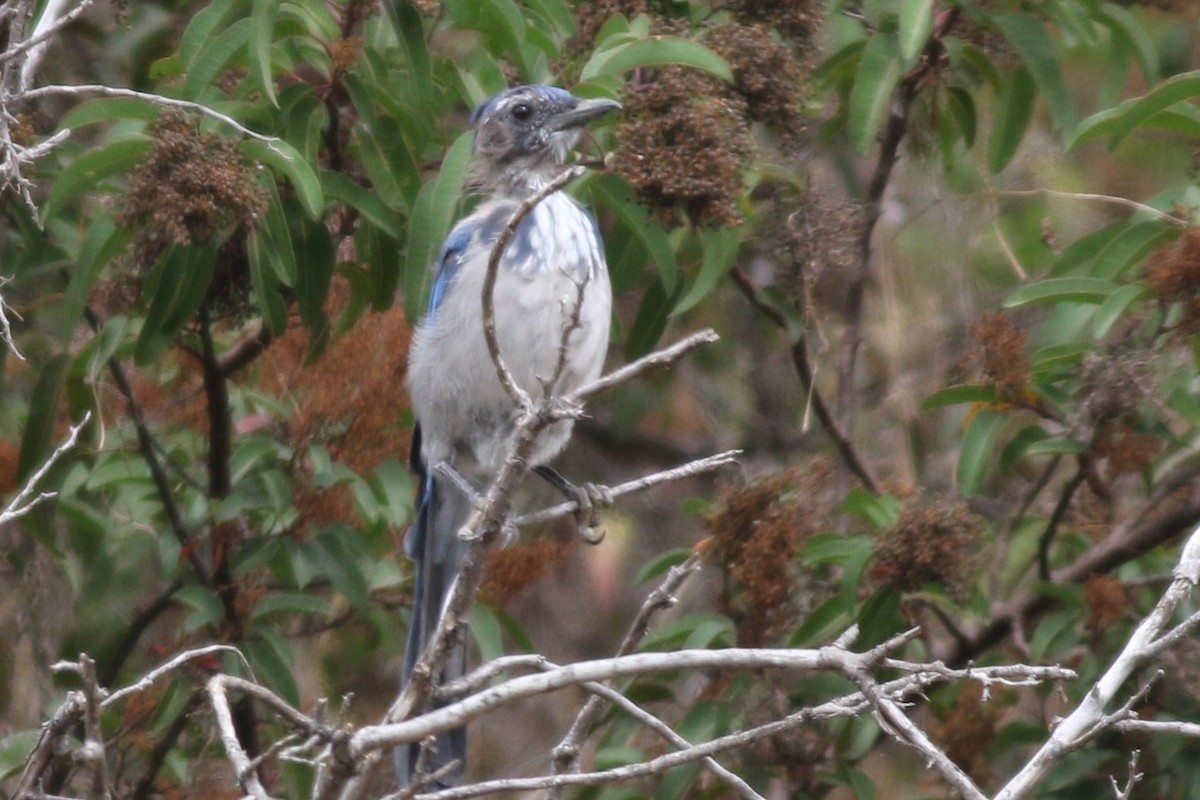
[511,450,739,529]
[206,676,285,800]
[995,521,1200,800]
[0,275,26,360]
[0,410,90,525]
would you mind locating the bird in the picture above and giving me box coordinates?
[397,84,620,788]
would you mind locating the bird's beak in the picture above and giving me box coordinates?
[547,97,622,132]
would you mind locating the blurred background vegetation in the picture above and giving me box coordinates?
[4,0,1200,797]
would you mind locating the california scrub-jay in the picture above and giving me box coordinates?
[398,84,619,787]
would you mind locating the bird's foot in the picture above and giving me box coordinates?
[535,465,612,544]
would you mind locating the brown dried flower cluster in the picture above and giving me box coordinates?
[1145,227,1200,333]
[870,499,981,600]
[1083,573,1126,638]
[934,682,1004,787]
[119,112,267,266]
[725,0,820,42]
[970,311,1030,394]
[616,16,810,228]
[482,538,572,606]
[708,22,807,134]
[706,462,828,645]
[618,64,752,228]
[567,0,647,51]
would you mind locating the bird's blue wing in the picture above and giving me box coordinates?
[426,220,475,318]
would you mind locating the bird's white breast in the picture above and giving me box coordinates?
[407,191,611,475]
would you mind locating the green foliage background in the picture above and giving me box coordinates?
[5,0,1200,797]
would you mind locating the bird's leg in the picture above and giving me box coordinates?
[534,465,613,544]
[433,462,493,542]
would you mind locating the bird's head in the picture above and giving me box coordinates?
[469,84,620,192]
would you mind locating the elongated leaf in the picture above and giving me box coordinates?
[18,354,69,481]
[1097,3,1158,84]
[60,97,158,130]
[588,173,678,291]
[250,0,279,107]
[63,218,131,327]
[672,228,739,316]
[1004,277,1120,308]
[988,67,1035,174]
[848,30,902,154]
[1024,437,1086,456]
[247,226,289,334]
[135,246,217,365]
[1089,282,1147,340]
[322,169,403,237]
[1075,70,1200,150]
[957,408,1005,496]
[1091,220,1171,280]
[243,138,324,219]
[404,131,473,320]
[179,0,238,67]
[580,37,733,82]
[921,384,1004,410]
[43,138,151,223]
[294,219,335,356]
[182,17,251,100]
[898,0,933,65]
[626,278,677,360]
[992,12,1076,133]
[251,592,334,619]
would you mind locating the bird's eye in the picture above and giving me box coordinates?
[511,103,533,121]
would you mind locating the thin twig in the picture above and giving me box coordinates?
[992,188,1190,228]
[511,451,739,529]
[0,410,90,524]
[549,554,703,789]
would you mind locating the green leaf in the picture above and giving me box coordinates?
[135,246,217,365]
[243,138,324,220]
[921,384,1004,411]
[312,529,370,609]
[840,488,901,529]
[294,219,335,356]
[18,354,69,481]
[1004,277,1120,308]
[580,37,733,82]
[1023,437,1086,457]
[1089,220,1171,280]
[182,17,251,100]
[848,31,902,154]
[672,227,738,316]
[60,97,159,129]
[1097,3,1158,84]
[957,408,1005,496]
[251,592,334,619]
[471,603,505,663]
[625,278,677,360]
[322,169,404,237]
[43,137,151,223]
[946,85,977,147]
[63,218,130,327]
[180,0,238,69]
[0,730,39,781]
[988,67,1035,174]
[250,0,279,107]
[247,226,289,335]
[789,594,853,647]
[857,586,905,648]
[176,585,225,632]
[991,12,1076,133]
[589,173,678,292]
[898,0,933,65]
[404,131,473,320]
[633,548,691,585]
[353,116,419,213]
[1091,283,1149,339]
[1074,70,1200,150]
[244,629,299,704]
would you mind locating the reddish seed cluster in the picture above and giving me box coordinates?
[706,461,829,646]
[934,682,1003,787]
[969,311,1030,394]
[1146,227,1200,333]
[1083,573,1126,638]
[870,499,981,600]
[118,112,267,267]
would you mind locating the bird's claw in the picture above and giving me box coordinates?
[572,482,612,545]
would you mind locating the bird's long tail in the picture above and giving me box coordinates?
[396,458,469,788]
